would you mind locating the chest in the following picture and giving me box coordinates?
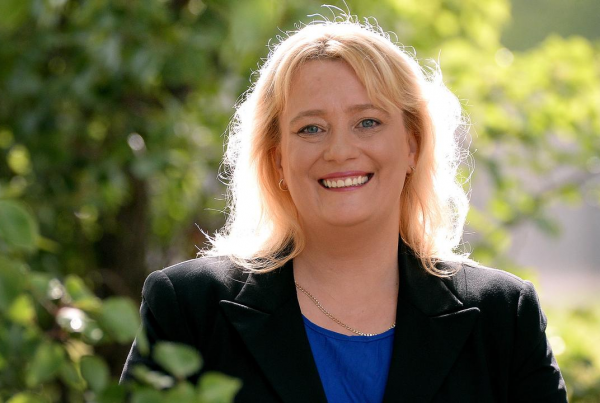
[198,307,507,403]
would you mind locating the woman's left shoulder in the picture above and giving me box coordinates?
[441,261,543,313]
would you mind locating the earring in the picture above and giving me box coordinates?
[278,178,289,191]
[410,166,416,172]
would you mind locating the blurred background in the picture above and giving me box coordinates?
[1,0,599,401]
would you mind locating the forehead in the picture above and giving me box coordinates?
[282,60,372,115]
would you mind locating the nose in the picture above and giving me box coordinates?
[323,128,359,163]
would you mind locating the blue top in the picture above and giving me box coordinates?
[302,316,395,403]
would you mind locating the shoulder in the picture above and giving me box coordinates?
[444,263,547,340]
[454,262,532,300]
[142,255,248,307]
[437,261,550,358]
[442,261,545,329]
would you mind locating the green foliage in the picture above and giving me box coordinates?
[26,341,66,387]
[0,200,38,251]
[99,298,141,343]
[547,305,600,402]
[0,199,241,402]
[197,373,243,403]
[0,256,26,311]
[0,0,599,401]
[154,342,203,380]
[81,355,110,392]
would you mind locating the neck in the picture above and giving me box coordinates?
[292,217,401,335]
[294,217,400,295]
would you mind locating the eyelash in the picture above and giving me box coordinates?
[298,125,322,135]
[297,119,380,135]
[358,118,380,129]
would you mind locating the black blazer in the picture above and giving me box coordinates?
[121,244,567,402]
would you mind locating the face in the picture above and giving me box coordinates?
[275,60,417,230]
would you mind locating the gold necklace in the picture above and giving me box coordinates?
[294,281,396,337]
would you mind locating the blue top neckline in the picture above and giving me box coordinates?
[302,315,395,342]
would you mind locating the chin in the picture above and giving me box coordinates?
[319,211,373,229]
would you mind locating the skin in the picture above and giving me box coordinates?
[275,60,417,335]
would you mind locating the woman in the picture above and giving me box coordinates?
[121,18,567,402]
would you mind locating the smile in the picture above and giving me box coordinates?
[319,174,372,189]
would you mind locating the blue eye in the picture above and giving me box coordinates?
[360,119,378,128]
[299,125,321,134]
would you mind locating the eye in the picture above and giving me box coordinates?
[359,119,379,129]
[298,125,322,135]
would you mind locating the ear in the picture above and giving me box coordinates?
[407,131,418,170]
[272,145,284,178]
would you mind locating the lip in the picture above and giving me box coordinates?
[318,171,374,190]
[319,171,371,180]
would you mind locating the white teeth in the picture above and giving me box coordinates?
[321,175,370,189]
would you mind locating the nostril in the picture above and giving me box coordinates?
[323,139,360,162]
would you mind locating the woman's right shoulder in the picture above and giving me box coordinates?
[142,255,249,302]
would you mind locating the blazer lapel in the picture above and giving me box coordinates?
[382,246,480,402]
[220,262,327,403]
[219,243,478,403]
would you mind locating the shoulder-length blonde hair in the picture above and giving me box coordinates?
[204,17,470,276]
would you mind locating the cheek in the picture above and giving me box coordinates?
[373,141,405,166]
[371,140,410,179]
[282,141,316,178]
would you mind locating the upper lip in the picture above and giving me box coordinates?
[319,171,371,180]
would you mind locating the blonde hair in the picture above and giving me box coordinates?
[204,16,470,276]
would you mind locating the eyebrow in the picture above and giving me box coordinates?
[288,104,389,126]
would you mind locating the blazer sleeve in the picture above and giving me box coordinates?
[509,280,567,402]
[120,269,196,383]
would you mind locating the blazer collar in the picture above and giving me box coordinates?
[396,241,465,316]
[381,243,480,402]
[220,262,328,403]
[220,242,479,403]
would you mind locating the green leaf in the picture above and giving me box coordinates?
[0,256,26,312]
[64,275,95,301]
[166,383,196,402]
[28,272,54,300]
[132,365,175,389]
[80,355,110,393]
[59,360,85,390]
[7,392,47,403]
[533,215,561,237]
[65,275,102,312]
[25,341,66,387]
[153,342,202,379]
[8,294,36,325]
[7,144,32,175]
[136,325,150,356]
[0,200,38,251]
[197,372,242,403]
[558,183,582,205]
[97,382,127,403]
[0,0,31,32]
[81,319,105,344]
[131,389,163,403]
[99,297,140,343]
